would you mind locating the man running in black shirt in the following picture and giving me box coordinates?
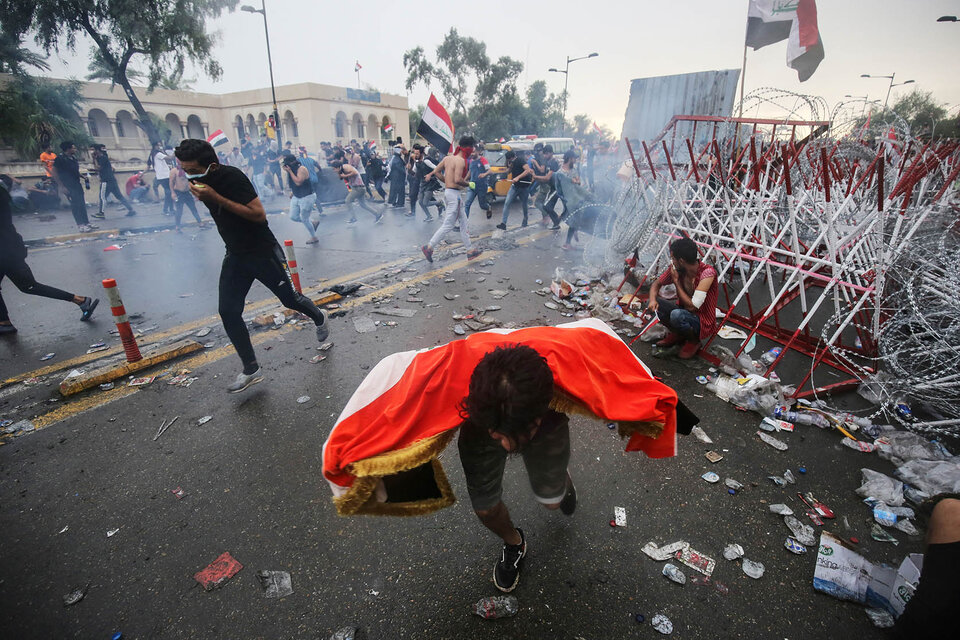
[51,141,97,233]
[91,144,137,219]
[0,177,99,335]
[174,139,331,393]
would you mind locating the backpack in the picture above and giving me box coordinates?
[301,157,320,185]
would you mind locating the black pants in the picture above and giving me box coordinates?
[174,191,202,227]
[407,176,420,214]
[65,183,89,226]
[0,254,74,322]
[218,245,325,372]
[372,177,386,200]
[388,175,405,206]
[155,178,174,213]
[99,176,135,214]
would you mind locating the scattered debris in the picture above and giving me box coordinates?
[107,528,120,537]
[757,431,788,451]
[196,416,212,426]
[195,327,211,337]
[614,506,627,527]
[63,583,90,606]
[318,342,334,351]
[194,552,243,591]
[642,541,689,562]
[40,352,55,361]
[676,546,716,577]
[128,376,156,387]
[171,487,186,500]
[701,472,720,483]
[257,570,293,599]
[704,450,723,463]
[722,544,744,560]
[328,627,364,640]
[784,515,817,546]
[153,416,178,441]
[651,613,673,635]
[311,354,327,363]
[372,308,417,318]
[784,537,807,554]
[662,563,686,585]
[741,559,765,579]
[769,503,794,515]
[690,426,713,443]
[453,324,465,336]
[297,396,310,404]
[353,316,377,333]
[473,595,518,619]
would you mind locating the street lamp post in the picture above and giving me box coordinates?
[548,52,598,135]
[844,94,872,118]
[241,1,281,149]
[860,73,915,111]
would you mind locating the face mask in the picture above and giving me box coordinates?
[184,164,213,180]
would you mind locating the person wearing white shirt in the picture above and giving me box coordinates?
[153,147,174,214]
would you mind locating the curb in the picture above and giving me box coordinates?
[58,338,205,397]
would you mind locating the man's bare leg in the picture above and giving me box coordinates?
[475,501,522,545]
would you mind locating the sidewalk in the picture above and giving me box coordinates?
[13,197,293,246]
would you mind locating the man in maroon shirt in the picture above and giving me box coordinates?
[646,237,718,359]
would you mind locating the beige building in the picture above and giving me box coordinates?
[1,76,410,173]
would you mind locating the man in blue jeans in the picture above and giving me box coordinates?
[464,147,491,219]
[646,237,718,359]
[496,150,533,230]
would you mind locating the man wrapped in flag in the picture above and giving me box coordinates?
[322,318,697,592]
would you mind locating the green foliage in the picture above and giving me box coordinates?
[0,75,91,159]
[855,90,959,139]
[0,29,50,75]
[404,29,574,141]
[409,105,423,139]
[4,0,238,144]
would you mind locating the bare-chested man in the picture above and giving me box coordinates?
[421,135,483,263]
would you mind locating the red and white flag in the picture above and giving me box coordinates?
[593,121,603,135]
[746,0,824,82]
[206,129,228,147]
[354,60,362,72]
[322,319,685,516]
[416,93,455,153]
[383,123,394,134]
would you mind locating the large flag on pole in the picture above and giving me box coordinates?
[206,129,229,147]
[416,94,454,153]
[746,0,824,82]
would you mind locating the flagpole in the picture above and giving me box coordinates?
[738,42,747,120]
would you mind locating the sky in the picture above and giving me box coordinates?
[33,0,960,135]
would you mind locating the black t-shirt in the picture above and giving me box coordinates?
[0,187,27,259]
[53,154,81,187]
[251,151,266,174]
[510,158,532,187]
[195,165,277,254]
[97,154,115,180]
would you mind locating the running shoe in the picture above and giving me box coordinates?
[227,368,264,393]
[79,297,99,321]
[493,528,527,593]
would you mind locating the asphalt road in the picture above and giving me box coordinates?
[0,198,915,639]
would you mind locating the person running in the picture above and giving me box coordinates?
[385,147,406,208]
[365,150,386,201]
[283,154,321,244]
[420,136,483,263]
[404,146,421,219]
[173,139,332,393]
[91,145,137,219]
[169,161,207,232]
[0,177,98,335]
[334,159,383,225]
[497,150,533,230]
[39,143,56,178]
[51,141,97,233]
[152,145,175,215]
[415,149,443,222]
[464,147,492,219]
[532,145,561,229]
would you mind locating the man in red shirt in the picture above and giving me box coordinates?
[646,237,718,359]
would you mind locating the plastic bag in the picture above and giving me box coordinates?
[895,459,960,497]
[855,469,905,507]
[640,323,668,343]
[878,432,953,466]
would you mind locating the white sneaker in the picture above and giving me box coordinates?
[227,368,264,393]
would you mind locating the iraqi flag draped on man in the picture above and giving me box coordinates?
[746,0,824,82]
[417,94,454,154]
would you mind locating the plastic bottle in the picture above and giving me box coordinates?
[473,595,519,619]
[759,347,782,366]
[772,406,830,428]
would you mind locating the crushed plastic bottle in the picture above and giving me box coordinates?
[662,563,686,585]
[783,469,796,484]
[741,559,765,579]
[701,472,720,483]
[870,524,899,545]
[873,504,898,527]
[841,438,877,453]
[784,515,817,546]
[651,614,673,635]
[769,503,794,515]
[768,475,787,487]
[865,608,895,629]
[757,431,788,451]
[724,478,744,491]
[784,537,807,554]
[894,519,920,536]
[472,595,519,619]
[690,426,713,443]
[772,406,830,428]
[722,544,744,560]
[759,347,782,366]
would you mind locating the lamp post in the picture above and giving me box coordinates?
[860,73,915,111]
[241,1,281,149]
[548,52,598,135]
[844,94,873,118]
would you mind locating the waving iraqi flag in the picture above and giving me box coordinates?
[322,318,695,517]
[746,0,824,82]
[416,93,454,154]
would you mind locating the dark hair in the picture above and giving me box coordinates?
[174,139,218,166]
[460,345,554,447]
[0,174,11,189]
[534,142,544,152]
[282,154,299,167]
[459,135,475,147]
[60,141,74,152]
[670,237,699,264]
[543,145,554,154]
[563,150,578,164]
[505,150,516,160]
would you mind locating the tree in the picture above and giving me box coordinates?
[0,29,50,75]
[403,28,524,140]
[855,90,958,140]
[4,0,238,145]
[0,75,91,159]
[408,105,423,140]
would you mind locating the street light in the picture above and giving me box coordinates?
[548,52,599,135]
[241,1,281,149]
[936,15,957,22]
[860,73,915,111]
[844,94,875,118]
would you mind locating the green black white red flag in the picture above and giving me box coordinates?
[416,94,454,154]
[746,0,824,82]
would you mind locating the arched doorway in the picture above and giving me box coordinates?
[87,109,111,139]
[352,113,364,139]
[367,114,379,141]
[283,110,298,140]
[335,111,347,139]
[235,115,245,140]
[116,110,138,139]
[186,115,204,139]
[165,113,183,143]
